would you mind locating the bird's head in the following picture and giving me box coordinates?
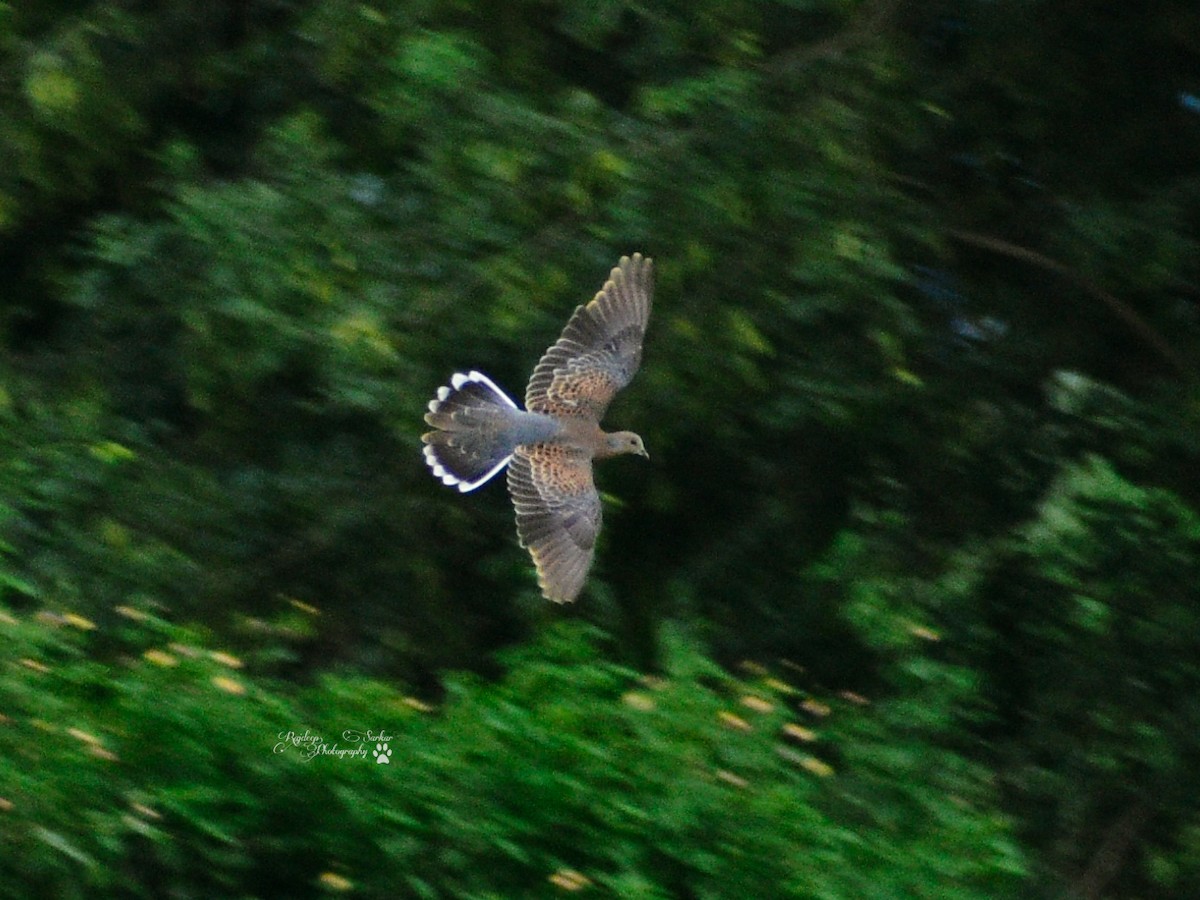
[603,430,649,460]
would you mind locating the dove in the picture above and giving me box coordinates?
[423,253,654,602]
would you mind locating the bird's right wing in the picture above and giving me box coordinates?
[507,442,602,603]
[524,253,654,422]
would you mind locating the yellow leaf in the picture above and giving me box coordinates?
[548,869,591,891]
[800,756,836,778]
[740,694,774,714]
[63,613,96,631]
[212,676,246,696]
[26,54,79,114]
[318,871,354,891]
[89,441,136,464]
[782,723,817,742]
[719,711,752,732]
[716,769,749,788]
[142,650,178,668]
[800,699,831,717]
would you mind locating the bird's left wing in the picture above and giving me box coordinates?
[525,253,654,422]
[507,442,602,603]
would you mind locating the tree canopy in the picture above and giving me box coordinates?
[2,1,1199,896]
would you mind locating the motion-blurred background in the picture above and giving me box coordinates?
[2,1,1199,896]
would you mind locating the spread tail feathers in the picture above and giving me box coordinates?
[422,371,520,492]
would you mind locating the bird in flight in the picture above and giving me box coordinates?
[422,253,654,602]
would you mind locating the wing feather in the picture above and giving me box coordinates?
[506,444,601,603]
[525,253,654,421]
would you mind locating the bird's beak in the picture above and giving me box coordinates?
[639,447,650,460]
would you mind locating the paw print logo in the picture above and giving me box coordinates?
[373,742,392,765]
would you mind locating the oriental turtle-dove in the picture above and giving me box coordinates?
[422,253,654,602]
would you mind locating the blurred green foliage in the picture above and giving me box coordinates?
[0,613,1022,897]
[2,0,1199,895]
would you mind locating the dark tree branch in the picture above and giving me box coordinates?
[948,229,1192,381]
[766,0,901,75]
[1074,801,1153,900]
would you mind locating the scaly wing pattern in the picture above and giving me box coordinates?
[507,442,602,603]
[525,253,654,422]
